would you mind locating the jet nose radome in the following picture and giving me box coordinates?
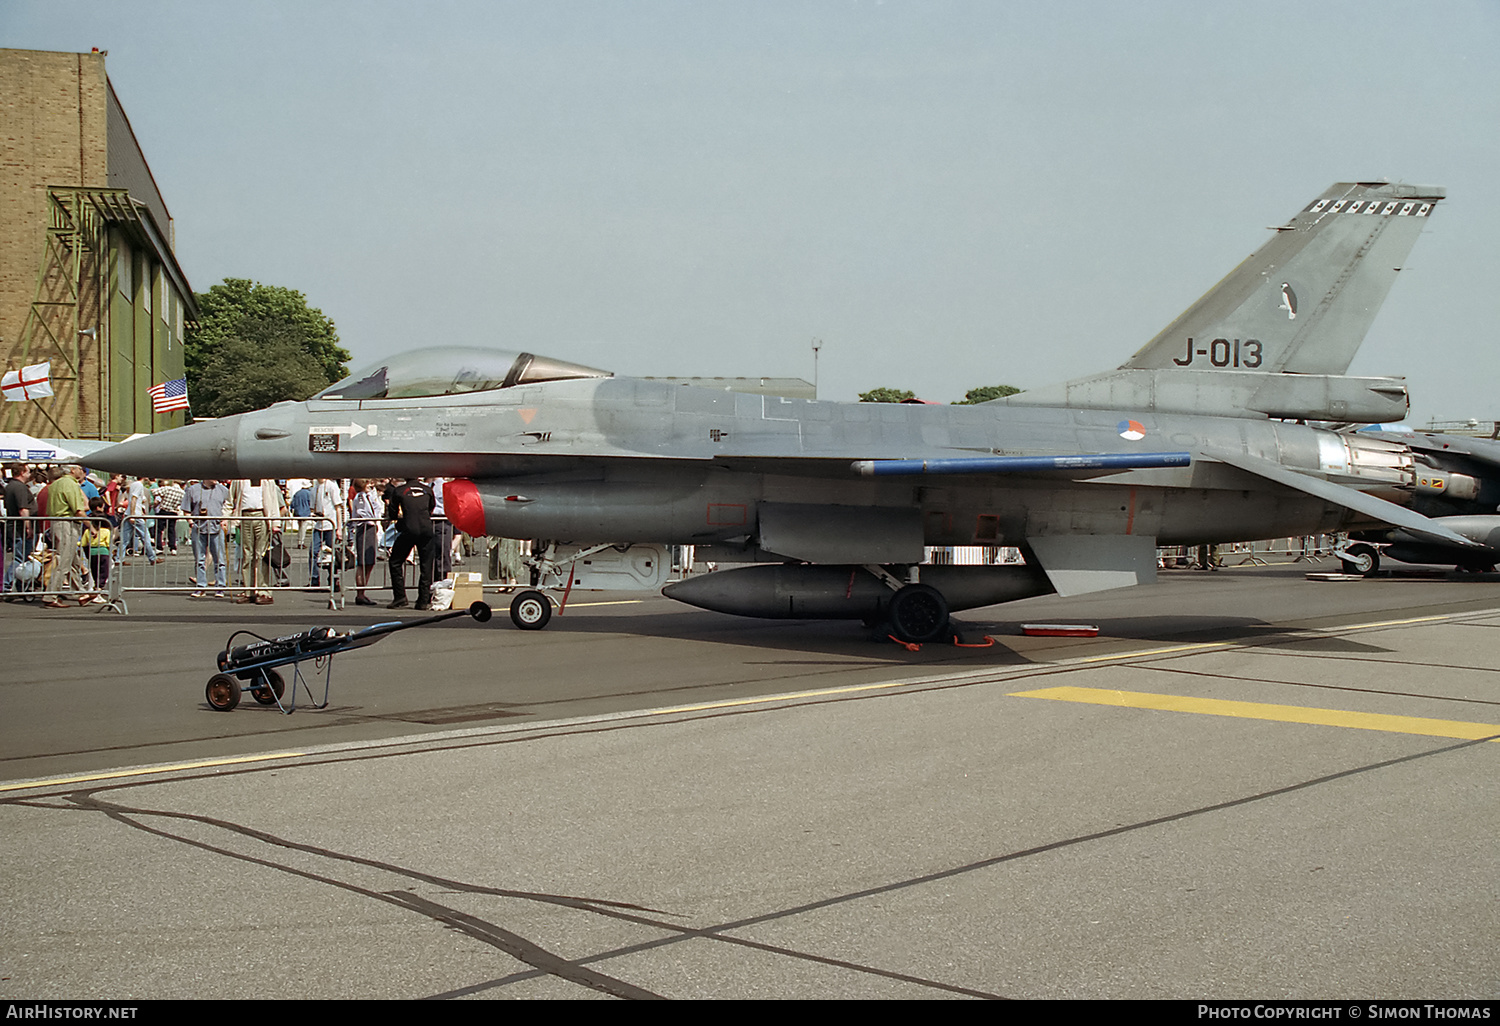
[89,417,241,479]
[442,479,486,537]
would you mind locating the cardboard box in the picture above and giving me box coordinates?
[451,571,484,607]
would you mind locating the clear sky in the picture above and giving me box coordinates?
[6,1,1497,424]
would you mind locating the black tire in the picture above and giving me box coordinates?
[509,590,552,630]
[206,673,241,712]
[250,669,285,706]
[888,583,949,644]
[1340,543,1379,576]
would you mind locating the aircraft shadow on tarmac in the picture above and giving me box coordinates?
[480,606,1398,661]
[98,592,1401,666]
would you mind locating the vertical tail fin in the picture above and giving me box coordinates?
[1123,182,1443,375]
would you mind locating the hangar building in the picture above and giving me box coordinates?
[0,47,197,441]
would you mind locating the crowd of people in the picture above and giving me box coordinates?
[2,464,469,611]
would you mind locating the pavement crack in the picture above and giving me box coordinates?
[41,791,1003,999]
[625,733,1497,942]
[54,792,669,998]
[385,891,665,1000]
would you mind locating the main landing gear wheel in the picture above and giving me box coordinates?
[509,590,553,630]
[250,669,285,706]
[206,673,241,712]
[887,583,950,644]
[1339,543,1380,576]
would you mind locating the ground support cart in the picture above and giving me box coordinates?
[205,601,492,713]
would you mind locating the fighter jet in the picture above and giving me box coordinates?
[1329,427,1500,576]
[94,181,1488,641]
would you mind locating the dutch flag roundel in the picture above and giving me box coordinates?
[1117,419,1146,441]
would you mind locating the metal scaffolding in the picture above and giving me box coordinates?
[2,188,120,437]
[2,186,196,440]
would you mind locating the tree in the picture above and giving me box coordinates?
[191,336,335,418]
[858,387,916,403]
[953,384,1022,405]
[185,279,351,415]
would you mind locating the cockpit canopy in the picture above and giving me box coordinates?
[314,347,612,401]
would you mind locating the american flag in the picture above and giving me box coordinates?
[148,377,190,413]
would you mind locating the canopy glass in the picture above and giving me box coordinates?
[315,347,612,400]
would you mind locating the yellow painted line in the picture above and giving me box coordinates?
[1335,614,1451,631]
[649,676,962,717]
[562,599,645,608]
[1071,642,1226,664]
[1010,686,1500,741]
[1050,611,1492,668]
[0,752,307,793]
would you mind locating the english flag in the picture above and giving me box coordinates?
[1,362,53,402]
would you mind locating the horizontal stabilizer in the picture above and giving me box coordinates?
[852,452,1192,477]
[1004,369,1409,422]
[1202,447,1481,549]
[1025,535,1159,597]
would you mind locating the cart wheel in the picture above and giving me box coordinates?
[206,673,241,712]
[509,590,552,630]
[251,669,286,706]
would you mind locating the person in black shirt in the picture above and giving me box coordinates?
[383,477,436,609]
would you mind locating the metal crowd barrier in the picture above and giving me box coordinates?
[925,546,1026,566]
[1223,536,1337,566]
[3,514,123,610]
[1156,536,1337,569]
[2,511,455,613]
[102,514,339,613]
[337,516,481,605]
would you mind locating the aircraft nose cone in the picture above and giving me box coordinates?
[89,418,241,479]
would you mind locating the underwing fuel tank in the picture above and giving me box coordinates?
[662,564,1054,620]
[1391,515,1500,552]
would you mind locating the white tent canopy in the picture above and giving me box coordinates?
[0,433,86,463]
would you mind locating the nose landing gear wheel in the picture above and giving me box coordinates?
[509,590,553,630]
[1339,543,1379,576]
[888,583,949,644]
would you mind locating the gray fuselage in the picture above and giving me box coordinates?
[94,375,1374,551]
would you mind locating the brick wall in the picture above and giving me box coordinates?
[0,49,109,360]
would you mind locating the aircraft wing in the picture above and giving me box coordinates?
[1201,446,1481,549]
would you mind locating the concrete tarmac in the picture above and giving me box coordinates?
[1,563,1497,998]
